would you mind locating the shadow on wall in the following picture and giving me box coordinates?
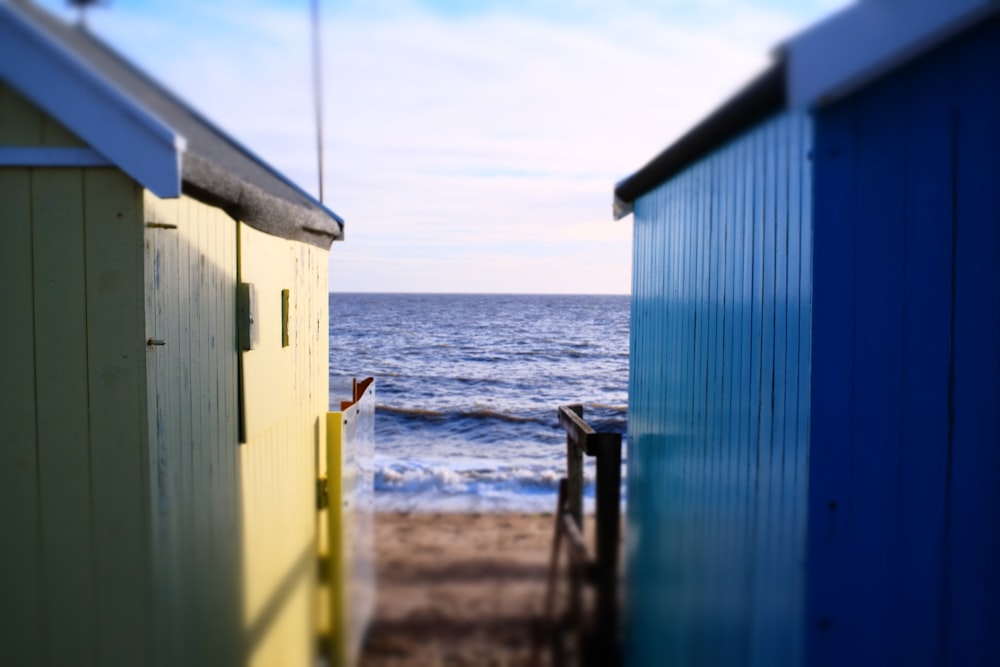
[146,198,326,665]
[0,71,328,667]
[145,203,248,665]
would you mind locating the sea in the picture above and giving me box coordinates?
[328,293,630,512]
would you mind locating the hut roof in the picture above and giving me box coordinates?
[613,0,1000,219]
[0,1,343,248]
[612,61,784,220]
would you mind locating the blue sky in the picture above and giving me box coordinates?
[37,0,849,294]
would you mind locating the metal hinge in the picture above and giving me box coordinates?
[316,477,328,510]
[317,555,330,583]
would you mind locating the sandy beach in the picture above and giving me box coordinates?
[359,512,561,666]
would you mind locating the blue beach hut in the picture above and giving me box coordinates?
[613,1,1000,665]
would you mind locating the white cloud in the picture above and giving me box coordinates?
[34,0,848,293]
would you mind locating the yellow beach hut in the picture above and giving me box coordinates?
[0,2,371,665]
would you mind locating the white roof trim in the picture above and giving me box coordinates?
[613,195,633,221]
[783,0,1000,109]
[0,4,184,196]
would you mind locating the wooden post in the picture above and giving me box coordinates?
[593,433,622,664]
[554,403,623,666]
[543,481,568,631]
[560,405,585,530]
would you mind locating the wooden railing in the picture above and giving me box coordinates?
[535,404,622,666]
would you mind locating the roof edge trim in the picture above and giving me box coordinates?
[613,195,633,221]
[614,60,785,210]
[0,3,183,197]
[784,0,1000,109]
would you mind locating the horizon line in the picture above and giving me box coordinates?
[328,290,630,297]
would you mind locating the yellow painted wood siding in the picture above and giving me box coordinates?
[143,198,329,667]
[143,192,243,666]
[238,222,328,667]
[1,81,331,666]
[0,84,153,667]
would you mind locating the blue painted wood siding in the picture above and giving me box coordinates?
[627,110,813,667]
[808,15,1000,666]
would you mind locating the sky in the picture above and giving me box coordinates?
[37,0,850,294]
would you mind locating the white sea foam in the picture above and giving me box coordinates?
[329,293,630,512]
[372,457,626,512]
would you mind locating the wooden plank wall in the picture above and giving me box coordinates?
[0,84,152,666]
[143,192,242,666]
[809,15,1000,666]
[627,110,813,667]
[237,223,328,667]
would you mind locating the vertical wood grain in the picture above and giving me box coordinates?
[0,168,43,665]
[143,193,242,666]
[0,94,44,664]
[808,97,857,667]
[0,83,43,144]
[144,190,170,665]
[948,19,1000,663]
[808,15,1000,666]
[892,52,952,667]
[83,169,152,665]
[627,111,812,667]
[0,82,85,147]
[141,197,324,666]
[32,168,96,666]
[238,223,328,667]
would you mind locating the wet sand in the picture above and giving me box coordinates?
[359,512,559,666]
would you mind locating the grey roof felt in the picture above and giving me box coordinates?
[16,2,343,247]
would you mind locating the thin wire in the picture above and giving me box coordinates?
[310,0,325,203]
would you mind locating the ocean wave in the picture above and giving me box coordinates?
[375,461,595,496]
[584,402,628,412]
[376,404,552,426]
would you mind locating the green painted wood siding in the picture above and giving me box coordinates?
[627,110,813,667]
[0,83,153,666]
[0,82,86,147]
